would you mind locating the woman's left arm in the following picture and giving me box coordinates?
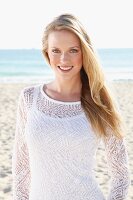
[103,131,131,200]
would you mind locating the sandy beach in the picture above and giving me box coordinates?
[0,80,133,199]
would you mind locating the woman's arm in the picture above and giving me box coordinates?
[12,89,31,200]
[103,130,130,200]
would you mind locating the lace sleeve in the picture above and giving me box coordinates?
[12,89,31,200]
[103,130,130,200]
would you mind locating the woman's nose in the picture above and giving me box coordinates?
[60,52,69,62]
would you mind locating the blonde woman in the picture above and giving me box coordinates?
[12,14,130,200]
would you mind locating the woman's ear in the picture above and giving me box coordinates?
[46,51,50,63]
[43,51,50,65]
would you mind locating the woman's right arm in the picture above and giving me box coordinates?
[12,89,31,200]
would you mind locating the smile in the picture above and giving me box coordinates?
[57,66,73,72]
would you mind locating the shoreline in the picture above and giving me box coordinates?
[0,77,133,84]
[0,69,133,83]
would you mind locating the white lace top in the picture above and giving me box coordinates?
[12,83,130,200]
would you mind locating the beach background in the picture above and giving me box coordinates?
[0,48,133,199]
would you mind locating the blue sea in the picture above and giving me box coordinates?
[0,48,133,83]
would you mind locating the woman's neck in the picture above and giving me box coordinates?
[50,78,82,96]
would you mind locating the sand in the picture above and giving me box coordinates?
[0,80,133,199]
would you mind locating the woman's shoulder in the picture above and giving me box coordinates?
[19,84,40,108]
[21,83,40,95]
[20,84,35,97]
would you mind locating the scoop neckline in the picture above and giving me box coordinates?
[40,83,81,105]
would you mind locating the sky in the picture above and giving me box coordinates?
[0,0,133,49]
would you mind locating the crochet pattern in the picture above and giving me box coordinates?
[12,84,130,200]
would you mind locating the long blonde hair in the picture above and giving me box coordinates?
[42,13,124,139]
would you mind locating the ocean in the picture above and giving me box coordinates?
[0,48,133,83]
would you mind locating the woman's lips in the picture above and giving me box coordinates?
[57,66,73,72]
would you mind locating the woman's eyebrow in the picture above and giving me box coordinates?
[51,46,80,48]
[51,47,59,49]
[69,46,80,48]
[50,46,81,50]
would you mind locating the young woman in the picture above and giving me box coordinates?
[12,14,130,200]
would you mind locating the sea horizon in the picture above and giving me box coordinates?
[0,48,133,83]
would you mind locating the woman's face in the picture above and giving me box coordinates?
[47,29,83,80]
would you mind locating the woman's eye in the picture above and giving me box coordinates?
[52,49,60,53]
[70,49,78,53]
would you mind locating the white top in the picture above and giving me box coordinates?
[12,83,130,200]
